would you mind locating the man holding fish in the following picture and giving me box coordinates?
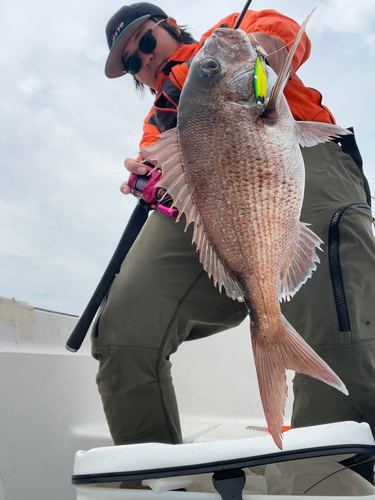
[92,0,375,479]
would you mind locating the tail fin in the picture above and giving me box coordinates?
[251,316,348,449]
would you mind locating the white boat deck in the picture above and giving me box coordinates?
[2,296,373,500]
[72,421,375,498]
[0,296,284,500]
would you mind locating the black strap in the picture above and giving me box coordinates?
[333,127,371,207]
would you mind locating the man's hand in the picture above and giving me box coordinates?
[120,158,148,194]
[248,32,290,76]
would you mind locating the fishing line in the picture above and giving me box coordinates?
[262,5,325,59]
[304,4,326,31]
[261,38,296,59]
[302,455,375,494]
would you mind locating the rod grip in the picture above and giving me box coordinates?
[65,200,152,352]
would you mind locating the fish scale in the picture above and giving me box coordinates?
[141,20,352,448]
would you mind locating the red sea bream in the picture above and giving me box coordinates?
[141,14,350,448]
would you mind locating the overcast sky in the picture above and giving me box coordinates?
[1,0,374,316]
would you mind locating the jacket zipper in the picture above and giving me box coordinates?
[328,203,371,332]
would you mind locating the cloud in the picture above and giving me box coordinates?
[311,0,375,33]
[18,77,46,96]
[1,0,375,315]
[366,33,375,54]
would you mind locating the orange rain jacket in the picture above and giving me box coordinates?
[139,9,336,150]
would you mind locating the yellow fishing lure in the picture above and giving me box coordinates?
[254,51,267,109]
[248,34,267,109]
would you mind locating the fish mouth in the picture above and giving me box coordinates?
[212,27,248,42]
[228,68,255,84]
[208,28,252,56]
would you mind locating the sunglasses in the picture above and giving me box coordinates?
[123,20,165,75]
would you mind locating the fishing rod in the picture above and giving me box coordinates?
[65,199,153,352]
[233,0,253,29]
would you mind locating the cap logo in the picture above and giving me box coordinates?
[111,22,125,45]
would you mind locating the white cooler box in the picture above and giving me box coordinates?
[72,421,375,499]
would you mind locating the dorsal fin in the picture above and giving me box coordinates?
[139,129,246,302]
[261,8,316,123]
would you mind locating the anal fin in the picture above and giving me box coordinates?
[279,222,322,302]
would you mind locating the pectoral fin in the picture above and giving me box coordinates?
[296,121,353,147]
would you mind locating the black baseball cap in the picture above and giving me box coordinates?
[105,2,168,78]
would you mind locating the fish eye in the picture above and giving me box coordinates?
[199,58,221,77]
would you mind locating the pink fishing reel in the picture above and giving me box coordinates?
[128,162,178,219]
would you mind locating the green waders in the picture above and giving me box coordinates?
[91,210,248,445]
[92,140,375,447]
[282,142,375,433]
